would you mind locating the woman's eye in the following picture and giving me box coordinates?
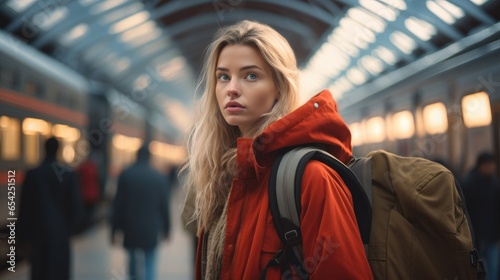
[246,73,257,80]
[218,74,229,81]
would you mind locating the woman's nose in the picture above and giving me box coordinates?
[227,79,241,97]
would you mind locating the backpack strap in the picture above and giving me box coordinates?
[349,157,373,206]
[261,147,372,279]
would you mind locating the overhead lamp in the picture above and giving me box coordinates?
[359,0,398,21]
[360,55,384,75]
[405,17,437,41]
[347,8,386,33]
[91,0,128,15]
[33,6,69,31]
[158,57,186,81]
[346,67,368,85]
[6,0,35,13]
[390,31,416,54]
[373,46,397,65]
[59,23,88,46]
[120,21,157,42]
[339,17,375,45]
[110,11,151,34]
[426,0,464,24]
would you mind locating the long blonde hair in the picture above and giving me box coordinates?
[183,20,299,232]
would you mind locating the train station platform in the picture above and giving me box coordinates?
[0,189,195,280]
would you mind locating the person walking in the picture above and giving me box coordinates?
[462,152,500,280]
[181,20,372,279]
[111,144,171,280]
[18,136,83,280]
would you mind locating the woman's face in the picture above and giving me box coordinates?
[215,44,277,137]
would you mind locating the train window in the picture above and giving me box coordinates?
[0,64,19,90]
[0,116,21,161]
[423,102,448,134]
[111,134,143,173]
[365,116,386,143]
[462,91,492,128]
[348,122,364,146]
[22,118,51,166]
[52,124,81,164]
[391,110,415,139]
[24,81,42,96]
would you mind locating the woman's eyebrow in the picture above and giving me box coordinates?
[216,65,262,71]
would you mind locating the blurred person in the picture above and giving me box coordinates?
[75,151,101,232]
[111,145,171,280]
[181,20,372,279]
[462,151,500,280]
[18,136,84,280]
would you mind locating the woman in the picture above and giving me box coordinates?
[181,20,372,279]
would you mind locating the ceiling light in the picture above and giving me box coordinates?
[390,31,416,54]
[405,16,437,41]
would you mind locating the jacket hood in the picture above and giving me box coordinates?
[242,90,352,172]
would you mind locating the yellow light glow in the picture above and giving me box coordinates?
[462,92,492,128]
[112,134,143,152]
[423,102,448,134]
[349,122,363,146]
[392,110,415,139]
[22,118,50,135]
[149,140,186,164]
[365,116,386,143]
[52,124,80,142]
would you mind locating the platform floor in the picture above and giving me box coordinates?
[0,188,195,280]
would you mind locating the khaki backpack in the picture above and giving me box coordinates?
[263,147,485,280]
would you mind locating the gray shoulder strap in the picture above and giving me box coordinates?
[349,157,373,206]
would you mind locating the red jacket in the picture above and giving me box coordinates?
[196,90,373,279]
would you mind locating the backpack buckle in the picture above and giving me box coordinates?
[284,230,300,246]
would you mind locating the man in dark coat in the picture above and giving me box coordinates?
[111,144,171,280]
[462,151,500,279]
[18,137,83,280]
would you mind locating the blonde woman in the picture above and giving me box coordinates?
[181,20,372,280]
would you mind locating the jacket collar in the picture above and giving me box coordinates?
[235,90,352,182]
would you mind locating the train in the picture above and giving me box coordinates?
[0,29,185,237]
[339,23,500,177]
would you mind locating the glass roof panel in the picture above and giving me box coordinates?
[6,0,35,13]
[120,21,157,42]
[390,31,416,54]
[373,46,398,65]
[438,0,465,19]
[59,23,89,46]
[426,0,464,24]
[158,57,186,81]
[348,8,387,33]
[33,6,69,31]
[124,28,162,48]
[110,11,150,34]
[360,55,384,75]
[405,16,437,41]
[100,2,143,24]
[346,67,368,85]
[359,0,398,21]
[339,17,375,44]
[91,0,128,15]
[329,32,360,57]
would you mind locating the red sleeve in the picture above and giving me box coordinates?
[300,160,373,280]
